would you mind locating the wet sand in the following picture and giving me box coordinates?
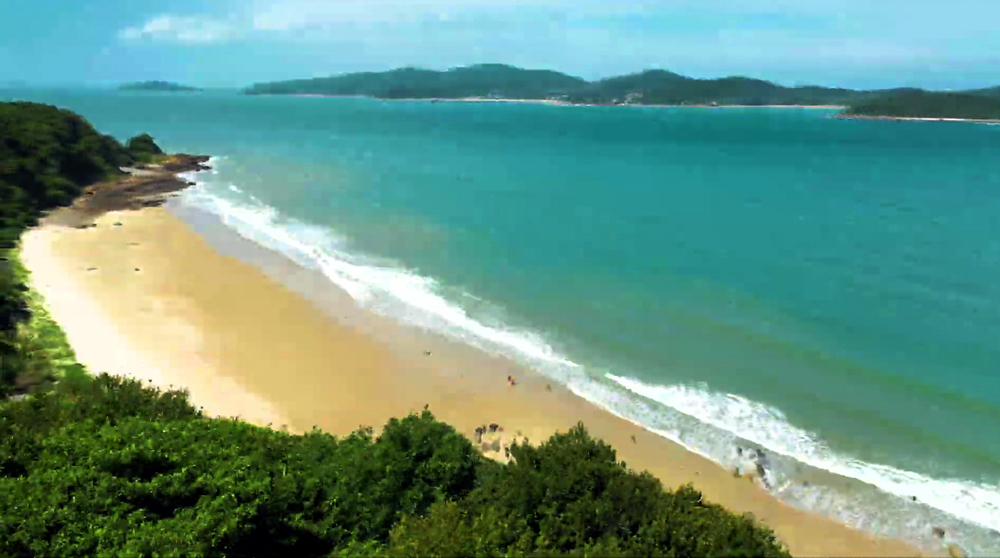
[20,206,928,557]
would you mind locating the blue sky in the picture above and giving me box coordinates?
[2,0,999,89]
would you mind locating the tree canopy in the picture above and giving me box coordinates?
[845,90,1000,120]
[0,374,790,557]
[0,101,162,396]
[244,64,1000,109]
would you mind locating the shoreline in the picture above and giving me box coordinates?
[19,196,931,556]
[280,93,844,109]
[835,113,1000,124]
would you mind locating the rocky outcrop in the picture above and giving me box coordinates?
[734,446,772,488]
[44,154,211,227]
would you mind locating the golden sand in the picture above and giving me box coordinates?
[20,207,927,557]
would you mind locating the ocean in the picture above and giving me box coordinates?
[5,88,999,553]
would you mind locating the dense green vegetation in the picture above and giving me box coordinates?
[0,374,789,557]
[120,80,202,92]
[0,101,157,395]
[245,64,1000,118]
[127,132,165,163]
[845,90,1000,120]
[0,101,792,556]
[246,64,587,100]
[567,70,876,106]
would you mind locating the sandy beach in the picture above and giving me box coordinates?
[835,113,1000,124]
[20,205,929,557]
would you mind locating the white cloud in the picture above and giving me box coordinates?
[119,15,237,44]
[250,0,657,31]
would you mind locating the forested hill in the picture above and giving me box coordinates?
[566,70,876,106]
[246,64,587,99]
[245,65,1000,117]
[0,102,164,394]
[844,90,1000,120]
[246,65,870,104]
[120,80,201,92]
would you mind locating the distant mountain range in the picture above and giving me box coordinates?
[120,80,201,92]
[244,64,1000,119]
[246,65,585,101]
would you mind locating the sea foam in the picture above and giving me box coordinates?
[174,174,1000,555]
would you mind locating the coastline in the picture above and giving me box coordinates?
[835,113,1000,124]
[19,200,930,557]
[284,93,844,109]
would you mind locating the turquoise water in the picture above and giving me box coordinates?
[5,89,1000,552]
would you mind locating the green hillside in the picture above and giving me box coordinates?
[246,64,586,99]
[0,102,160,394]
[845,90,1000,120]
[569,71,871,105]
[244,65,1000,118]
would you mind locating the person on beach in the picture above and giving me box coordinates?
[507,375,517,386]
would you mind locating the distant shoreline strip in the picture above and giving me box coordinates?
[835,114,1000,124]
[280,93,845,109]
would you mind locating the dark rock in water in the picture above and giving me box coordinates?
[423,350,431,356]
[488,423,499,433]
[134,268,140,272]
[932,527,946,539]
[114,222,122,226]
[187,181,197,186]
[86,267,97,271]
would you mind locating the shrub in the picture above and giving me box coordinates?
[126,133,164,162]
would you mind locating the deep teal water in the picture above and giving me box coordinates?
[4,89,999,550]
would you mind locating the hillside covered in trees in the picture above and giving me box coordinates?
[246,64,586,100]
[844,90,1000,120]
[0,101,790,556]
[244,64,998,113]
[0,102,159,395]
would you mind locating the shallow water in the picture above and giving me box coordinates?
[6,88,1000,553]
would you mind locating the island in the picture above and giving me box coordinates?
[840,90,1000,122]
[244,64,1000,121]
[244,64,869,105]
[119,80,202,92]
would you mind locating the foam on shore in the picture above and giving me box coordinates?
[173,165,999,555]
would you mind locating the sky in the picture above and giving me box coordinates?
[2,0,999,90]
